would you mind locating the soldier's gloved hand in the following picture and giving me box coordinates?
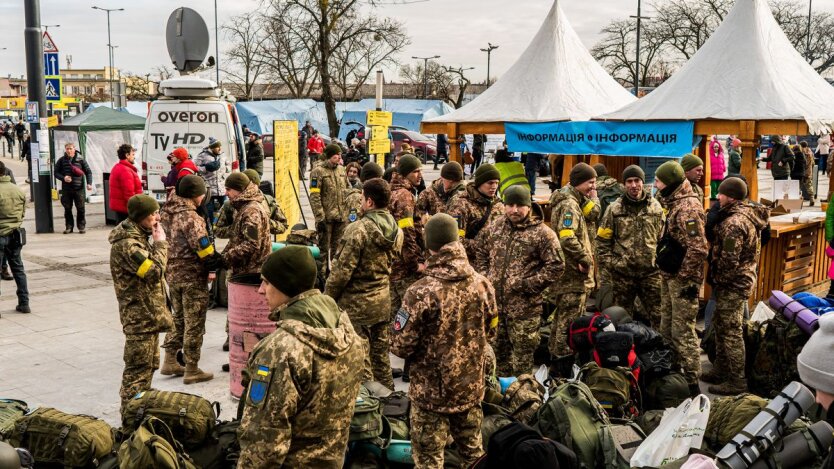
[680,284,700,300]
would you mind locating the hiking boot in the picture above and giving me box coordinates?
[708,378,747,396]
[700,367,725,384]
[222,337,229,352]
[221,363,230,372]
[63,228,72,234]
[391,368,403,379]
[184,365,214,384]
[160,351,185,376]
[1,266,12,280]
[79,229,86,234]
[15,304,30,314]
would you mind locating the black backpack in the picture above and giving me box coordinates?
[473,422,578,469]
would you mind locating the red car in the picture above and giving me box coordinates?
[391,130,439,164]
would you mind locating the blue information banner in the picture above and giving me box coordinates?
[505,121,695,158]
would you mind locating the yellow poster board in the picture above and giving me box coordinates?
[369,139,391,155]
[367,110,393,127]
[272,120,300,241]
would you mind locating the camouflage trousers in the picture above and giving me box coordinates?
[612,270,662,329]
[355,320,394,390]
[659,277,701,386]
[162,282,210,366]
[120,333,160,410]
[547,292,588,357]
[319,221,346,272]
[801,176,815,201]
[713,287,748,382]
[411,404,484,469]
[495,314,540,377]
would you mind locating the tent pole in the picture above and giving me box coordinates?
[698,137,710,207]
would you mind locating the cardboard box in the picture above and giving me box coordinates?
[760,197,803,215]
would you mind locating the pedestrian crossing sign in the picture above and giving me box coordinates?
[45,76,62,102]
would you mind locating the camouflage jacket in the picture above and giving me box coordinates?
[475,213,564,318]
[344,186,363,224]
[415,179,465,223]
[310,161,348,223]
[710,201,769,293]
[446,182,505,263]
[659,179,709,284]
[388,173,424,281]
[596,192,664,277]
[549,185,595,293]
[690,180,705,201]
[109,220,173,335]
[159,194,215,284]
[391,242,497,414]
[325,209,403,325]
[238,289,363,469]
[222,183,271,276]
[213,191,286,238]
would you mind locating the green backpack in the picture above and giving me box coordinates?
[349,385,384,443]
[746,315,808,398]
[0,399,28,439]
[118,416,197,469]
[8,407,114,468]
[122,390,218,449]
[531,380,628,469]
[644,372,690,411]
[579,362,634,418]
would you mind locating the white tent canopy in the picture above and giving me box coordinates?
[423,0,635,124]
[600,0,834,135]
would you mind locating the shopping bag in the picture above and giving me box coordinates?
[630,394,711,467]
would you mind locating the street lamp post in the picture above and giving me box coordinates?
[630,0,651,95]
[215,0,220,85]
[92,6,123,108]
[412,55,440,99]
[480,43,498,87]
[43,24,59,32]
[806,0,813,62]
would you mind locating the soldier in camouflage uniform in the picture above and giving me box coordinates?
[475,185,564,376]
[344,162,384,225]
[158,176,220,384]
[416,161,465,224]
[392,214,498,469]
[546,163,597,373]
[238,246,363,468]
[243,169,288,236]
[705,177,768,395]
[681,154,705,202]
[592,163,624,221]
[447,164,504,263]
[310,144,348,269]
[596,165,664,329]
[325,179,403,389]
[221,173,271,277]
[654,161,709,395]
[109,195,172,410]
[388,154,425,315]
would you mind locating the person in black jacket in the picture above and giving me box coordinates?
[53,142,93,234]
[761,135,794,180]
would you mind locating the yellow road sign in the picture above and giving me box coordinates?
[371,126,388,140]
[47,115,59,128]
[369,139,391,155]
[367,110,393,127]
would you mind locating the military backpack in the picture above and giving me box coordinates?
[502,374,545,424]
[349,385,384,444]
[579,362,636,418]
[643,372,690,411]
[118,416,197,469]
[121,390,218,449]
[0,399,28,439]
[8,407,114,468]
[746,314,808,398]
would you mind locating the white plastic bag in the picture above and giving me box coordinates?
[630,395,711,467]
[750,301,775,323]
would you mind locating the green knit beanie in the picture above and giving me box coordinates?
[176,174,207,198]
[592,163,608,177]
[424,213,460,252]
[680,153,704,172]
[324,144,342,158]
[127,194,160,223]
[360,162,384,182]
[225,172,250,191]
[718,177,748,200]
[440,162,464,182]
[397,154,422,176]
[474,163,500,188]
[654,161,685,186]
[569,163,597,187]
[503,185,531,207]
[261,245,317,297]
[243,169,261,185]
[622,165,645,182]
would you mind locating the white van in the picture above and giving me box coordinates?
[142,77,246,201]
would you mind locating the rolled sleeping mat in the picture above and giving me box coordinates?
[716,381,816,469]
[271,242,321,259]
[749,420,834,469]
[768,290,819,336]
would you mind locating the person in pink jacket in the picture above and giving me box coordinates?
[709,138,726,199]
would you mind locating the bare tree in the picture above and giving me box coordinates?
[123,73,154,100]
[154,66,174,82]
[223,14,266,100]
[258,7,320,99]
[399,61,473,108]
[591,19,666,88]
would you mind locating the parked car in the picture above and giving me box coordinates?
[260,133,347,159]
[391,130,438,164]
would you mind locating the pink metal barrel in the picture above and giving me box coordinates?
[228,274,276,398]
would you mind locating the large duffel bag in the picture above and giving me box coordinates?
[121,390,219,449]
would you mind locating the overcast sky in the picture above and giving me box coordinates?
[0,0,830,85]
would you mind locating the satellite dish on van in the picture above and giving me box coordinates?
[165,7,210,73]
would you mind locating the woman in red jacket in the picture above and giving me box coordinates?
[109,144,144,222]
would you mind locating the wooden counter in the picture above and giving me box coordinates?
[754,220,828,303]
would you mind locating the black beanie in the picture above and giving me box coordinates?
[324,144,342,158]
[360,162,384,182]
[474,164,500,188]
[622,165,645,182]
[569,163,597,187]
[177,174,207,198]
[592,163,608,177]
[397,154,422,176]
[424,213,459,252]
[127,195,160,223]
[718,177,748,200]
[225,172,250,191]
[503,185,532,206]
[440,162,464,182]
[261,245,317,297]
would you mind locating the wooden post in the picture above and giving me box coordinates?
[448,123,461,164]
[562,155,577,185]
[698,137,710,208]
[739,120,758,201]
[589,154,601,166]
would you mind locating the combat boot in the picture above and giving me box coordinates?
[160,351,185,376]
[184,365,214,384]
[708,378,747,396]
[700,367,725,384]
